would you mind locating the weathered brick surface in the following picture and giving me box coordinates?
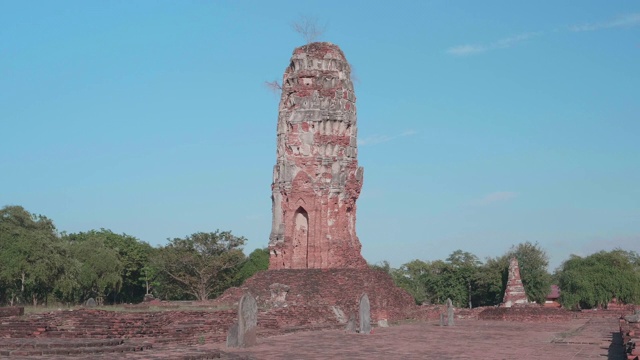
[411,305,516,322]
[220,317,624,359]
[0,309,237,343]
[576,308,636,319]
[0,307,24,318]
[1,304,632,358]
[268,42,367,270]
[216,268,416,323]
[479,306,574,322]
[410,305,448,321]
[619,314,640,359]
[0,309,257,358]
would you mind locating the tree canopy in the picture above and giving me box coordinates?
[234,247,269,285]
[64,232,123,304]
[0,206,65,306]
[557,250,640,309]
[389,243,552,308]
[1,204,638,310]
[0,206,258,306]
[152,231,247,301]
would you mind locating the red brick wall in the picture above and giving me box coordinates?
[478,307,573,322]
[0,309,238,342]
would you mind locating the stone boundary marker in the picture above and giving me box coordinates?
[345,313,357,333]
[438,299,455,326]
[226,322,239,347]
[228,292,258,348]
[85,298,97,308]
[359,293,371,334]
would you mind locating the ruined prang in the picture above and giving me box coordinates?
[501,257,529,307]
[268,42,367,270]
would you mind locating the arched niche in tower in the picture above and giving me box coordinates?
[292,206,309,269]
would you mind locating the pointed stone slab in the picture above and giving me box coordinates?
[446,298,455,326]
[237,293,258,347]
[359,293,371,334]
[226,322,239,348]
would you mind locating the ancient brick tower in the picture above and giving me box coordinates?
[268,42,367,270]
[215,43,416,323]
[501,257,529,307]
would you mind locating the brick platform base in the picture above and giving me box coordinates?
[0,307,24,318]
[215,268,417,323]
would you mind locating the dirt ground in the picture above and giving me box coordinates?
[5,316,624,359]
[219,317,624,360]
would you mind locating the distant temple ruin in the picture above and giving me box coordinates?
[501,257,529,307]
[268,42,367,270]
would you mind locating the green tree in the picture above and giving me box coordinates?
[141,251,162,297]
[0,206,65,306]
[506,242,552,304]
[446,250,481,308]
[393,259,431,304]
[63,232,124,304]
[234,247,269,285]
[147,246,192,301]
[421,259,468,308]
[422,260,456,305]
[60,229,152,304]
[557,250,640,309]
[472,256,509,306]
[101,229,152,303]
[393,254,483,307]
[153,230,247,300]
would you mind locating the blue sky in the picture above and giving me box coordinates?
[2,1,638,271]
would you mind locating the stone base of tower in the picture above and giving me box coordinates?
[501,285,529,308]
[215,268,416,324]
[267,242,368,270]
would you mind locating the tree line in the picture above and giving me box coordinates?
[373,242,640,310]
[0,205,269,306]
[2,205,638,309]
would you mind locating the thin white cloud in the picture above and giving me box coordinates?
[569,13,640,32]
[400,130,417,137]
[448,13,640,56]
[446,32,541,57]
[447,44,487,56]
[473,191,518,206]
[493,32,541,48]
[358,130,417,146]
